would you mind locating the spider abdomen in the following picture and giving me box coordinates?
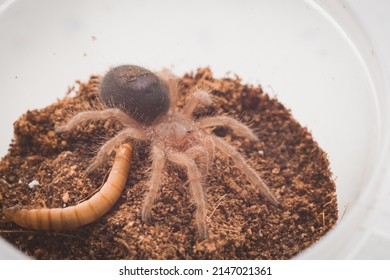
[100,65,170,124]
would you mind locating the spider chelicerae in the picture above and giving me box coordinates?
[58,65,278,239]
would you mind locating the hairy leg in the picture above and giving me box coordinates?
[87,127,147,173]
[141,144,166,223]
[167,151,208,239]
[185,145,210,178]
[187,134,215,177]
[197,116,258,141]
[182,83,213,118]
[200,134,216,165]
[211,135,279,206]
[56,108,141,133]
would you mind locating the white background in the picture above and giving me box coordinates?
[0,0,389,261]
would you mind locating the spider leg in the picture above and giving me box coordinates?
[211,135,279,206]
[56,108,140,133]
[167,151,208,239]
[201,134,216,165]
[185,145,210,178]
[182,83,213,118]
[185,134,215,177]
[197,116,258,141]
[87,127,147,173]
[141,144,166,223]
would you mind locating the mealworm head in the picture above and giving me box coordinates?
[3,205,27,227]
[3,205,20,219]
[100,65,170,124]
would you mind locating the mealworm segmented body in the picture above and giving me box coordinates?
[3,142,132,230]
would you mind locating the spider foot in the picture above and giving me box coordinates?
[54,124,66,135]
[197,223,208,240]
[85,162,100,175]
[141,207,152,225]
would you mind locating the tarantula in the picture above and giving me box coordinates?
[58,65,278,239]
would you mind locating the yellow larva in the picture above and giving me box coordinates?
[3,142,132,230]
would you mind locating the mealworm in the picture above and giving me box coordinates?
[3,142,132,230]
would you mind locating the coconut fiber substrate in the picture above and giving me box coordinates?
[0,68,337,259]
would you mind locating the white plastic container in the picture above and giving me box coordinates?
[1,0,389,259]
